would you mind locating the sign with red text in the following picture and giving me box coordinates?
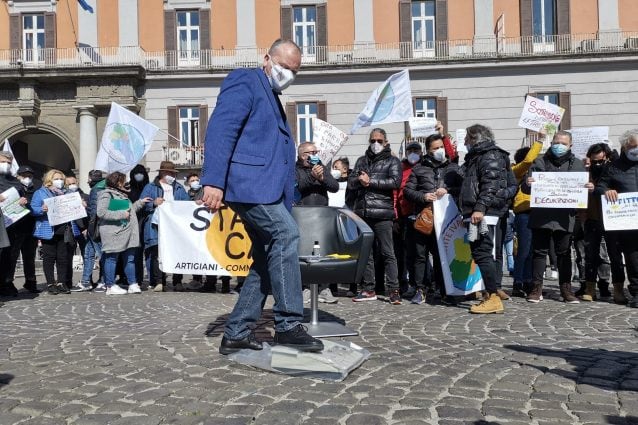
[530,172,589,209]
[518,96,565,134]
[601,192,638,231]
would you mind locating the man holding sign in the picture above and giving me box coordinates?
[527,131,588,304]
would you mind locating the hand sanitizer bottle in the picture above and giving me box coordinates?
[312,240,321,257]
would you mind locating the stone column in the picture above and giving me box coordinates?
[75,106,98,193]
[598,0,622,47]
[236,0,257,62]
[353,0,375,59]
[473,0,496,54]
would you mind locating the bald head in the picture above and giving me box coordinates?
[263,39,302,79]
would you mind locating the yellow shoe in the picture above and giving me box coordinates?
[580,281,596,302]
[470,293,504,314]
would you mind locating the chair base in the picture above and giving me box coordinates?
[303,321,359,338]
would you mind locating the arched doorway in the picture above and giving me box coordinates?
[5,129,76,180]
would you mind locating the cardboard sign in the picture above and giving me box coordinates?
[408,117,438,138]
[43,192,87,226]
[0,187,29,226]
[568,127,610,159]
[601,192,638,231]
[518,96,565,134]
[312,118,349,165]
[530,172,589,209]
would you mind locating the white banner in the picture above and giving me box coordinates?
[408,117,437,138]
[43,192,87,226]
[0,187,29,226]
[1,139,20,176]
[95,102,159,174]
[601,192,638,231]
[568,127,610,159]
[158,201,252,276]
[518,96,565,134]
[530,172,589,209]
[433,194,485,296]
[312,118,349,165]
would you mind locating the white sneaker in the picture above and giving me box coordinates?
[153,284,163,292]
[318,288,338,304]
[70,282,91,292]
[303,288,311,304]
[106,285,128,295]
[127,283,142,294]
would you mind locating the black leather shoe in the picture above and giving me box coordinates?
[56,284,71,294]
[47,285,59,295]
[274,324,324,352]
[219,334,263,355]
[23,282,41,294]
[173,282,185,292]
[0,283,19,297]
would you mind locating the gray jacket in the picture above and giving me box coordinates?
[0,211,9,249]
[97,188,145,253]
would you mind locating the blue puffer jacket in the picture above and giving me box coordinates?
[31,187,81,240]
[139,178,190,248]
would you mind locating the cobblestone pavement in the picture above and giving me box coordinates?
[1,274,637,425]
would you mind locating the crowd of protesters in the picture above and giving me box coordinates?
[2,125,638,312]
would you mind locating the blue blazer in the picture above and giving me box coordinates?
[200,68,296,210]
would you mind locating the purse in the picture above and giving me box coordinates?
[414,204,434,235]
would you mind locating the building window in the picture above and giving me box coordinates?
[22,14,45,63]
[297,103,318,143]
[537,92,559,106]
[415,98,437,118]
[176,10,200,65]
[293,6,316,58]
[179,107,200,147]
[411,1,436,57]
[532,0,556,41]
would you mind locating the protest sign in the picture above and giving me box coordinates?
[433,194,484,296]
[43,192,87,226]
[568,127,609,159]
[0,187,29,226]
[601,192,638,231]
[312,118,349,165]
[158,201,252,277]
[455,129,468,153]
[530,172,589,209]
[518,96,565,134]
[408,117,437,138]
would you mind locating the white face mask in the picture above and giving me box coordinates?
[20,177,33,187]
[0,162,10,174]
[371,142,384,155]
[67,184,79,192]
[627,147,638,161]
[164,175,175,185]
[330,169,342,179]
[52,179,64,189]
[134,173,145,182]
[190,180,201,190]
[432,148,446,162]
[269,57,295,93]
[407,153,421,165]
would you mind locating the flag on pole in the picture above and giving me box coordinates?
[350,69,413,134]
[77,0,94,13]
[1,139,20,176]
[95,102,159,174]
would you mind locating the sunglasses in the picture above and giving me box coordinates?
[369,139,385,144]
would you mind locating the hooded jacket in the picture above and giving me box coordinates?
[403,154,461,213]
[128,164,150,203]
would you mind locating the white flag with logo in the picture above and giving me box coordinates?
[95,102,159,174]
[1,139,20,176]
[350,69,413,134]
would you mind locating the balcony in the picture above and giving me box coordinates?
[164,145,204,168]
[0,32,637,73]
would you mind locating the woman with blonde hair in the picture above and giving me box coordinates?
[31,169,81,295]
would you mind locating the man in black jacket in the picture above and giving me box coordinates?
[459,124,510,314]
[295,142,339,206]
[349,128,402,304]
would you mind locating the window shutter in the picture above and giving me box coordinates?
[199,9,211,50]
[9,14,20,50]
[280,6,292,40]
[556,0,571,51]
[168,106,178,147]
[404,97,417,138]
[399,0,412,59]
[199,105,208,146]
[286,102,298,144]
[520,0,532,53]
[436,97,448,137]
[435,0,448,57]
[559,92,571,131]
[316,4,327,62]
[44,12,56,64]
[317,101,327,122]
[164,10,177,67]
[525,92,537,140]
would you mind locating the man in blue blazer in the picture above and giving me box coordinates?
[201,39,323,355]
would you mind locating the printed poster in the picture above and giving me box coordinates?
[408,117,437,138]
[601,192,638,231]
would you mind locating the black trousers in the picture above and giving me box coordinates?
[532,228,572,285]
[41,235,74,286]
[363,218,398,292]
[604,231,626,284]
[494,214,508,289]
[469,224,498,294]
[1,227,38,285]
[413,229,444,295]
[583,219,611,283]
[146,245,182,285]
[617,230,638,296]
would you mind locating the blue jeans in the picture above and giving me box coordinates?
[224,200,304,340]
[103,248,137,287]
[513,212,533,285]
[81,236,102,284]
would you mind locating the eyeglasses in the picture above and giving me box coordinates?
[369,139,385,144]
[304,150,319,155]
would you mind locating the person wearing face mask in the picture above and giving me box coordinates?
[61,175,89,291]
[140,161,190,293]
[595,129,638,308]
[526,130,587,304]
[349,128,402,305]
[404,134,461,305]
[199,39,324,355]
[127,164,150,288]
[295,142,339,206]
[0,151,29,296]
[30,169,81,295]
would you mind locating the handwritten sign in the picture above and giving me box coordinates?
[312,118,349,165]
[455,129,468,153]
[601,192,638,231]
[518,96,565,134]
[43,192,87,226]
[530,172,589,209]
[0,187,29,226]
[568,127,609,159]
[409,117,437,138]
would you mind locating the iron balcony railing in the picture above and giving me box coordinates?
[0,32,637,71]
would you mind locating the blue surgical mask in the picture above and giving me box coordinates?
[627,147,638,161]
[551,144,569,157]
[190,181,201,190]
[308,155,321,166]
